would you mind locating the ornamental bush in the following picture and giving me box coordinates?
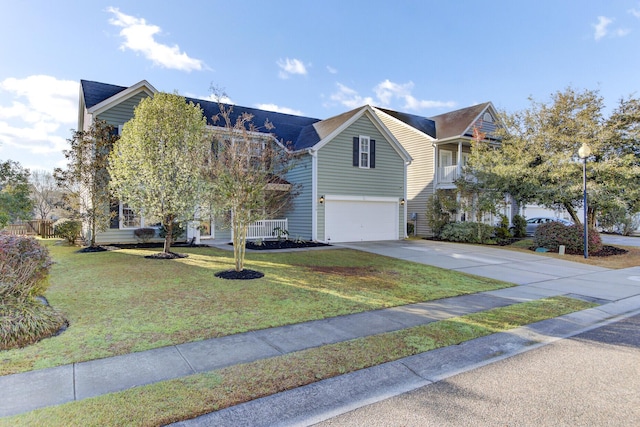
[534,222,602,254]
[511,214,527,238]
[0,234,67,350]
[440,221,495,244]
[0,234,52,300]
[134,227,156,243]
[54,218,82,245]
[494,214,511,239]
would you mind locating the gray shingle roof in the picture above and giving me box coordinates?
[375,107,437,138]
[80,80,128,109]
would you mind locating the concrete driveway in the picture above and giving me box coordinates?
[601,234,640,247]
[338,239,640,303]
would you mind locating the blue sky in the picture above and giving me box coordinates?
[1,1,639,173]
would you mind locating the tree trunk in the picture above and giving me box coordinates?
[163,217,173,254]
[564,203,581,225]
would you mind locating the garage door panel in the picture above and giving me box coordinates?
[325,200,398,243]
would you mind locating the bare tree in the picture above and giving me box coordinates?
[202,103,297,273]
[30,170,60,219]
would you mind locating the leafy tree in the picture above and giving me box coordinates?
[108,92,208,255]
[0,160,33,228]
[469,87,640,227]
[30,170,60,220]
[202,103,296,272]
[54,119,118,247]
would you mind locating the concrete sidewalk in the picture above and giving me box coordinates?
[2,239,640,424]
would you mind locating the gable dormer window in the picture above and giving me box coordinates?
[352,136,376,169]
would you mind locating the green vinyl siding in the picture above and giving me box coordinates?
[316,115,405,240]
[95,92,150,128]
[284,153,313,240]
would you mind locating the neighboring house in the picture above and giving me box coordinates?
[374,103,502,236]
[78,79,411,244]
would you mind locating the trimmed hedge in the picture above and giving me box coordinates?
[534,222,602,254]
[440,222,495,244]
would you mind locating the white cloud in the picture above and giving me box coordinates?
[594,16,613,40]
[629,5,640,18]
[593,16,630,40]
[329,83,374,109]
[326,65,338,74]
[277,58,307,79]
[107,7,205,72]
[329,80,455,111]
[255,103,303,116]
[0,75,77,158]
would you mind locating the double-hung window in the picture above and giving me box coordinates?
[353,135,376,169]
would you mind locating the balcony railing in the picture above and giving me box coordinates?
[438,165,458,184]
[247,219,288,240]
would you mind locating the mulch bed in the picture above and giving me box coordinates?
[589,245,628,257]
[243,240,331,250]
[214,269,264,280]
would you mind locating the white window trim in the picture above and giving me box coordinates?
[359,135,370,169]
[119,203,143,229]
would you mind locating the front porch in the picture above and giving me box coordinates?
[189,218,289,244]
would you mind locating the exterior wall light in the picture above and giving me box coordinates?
[400,198,405,205]
[319,195,325,204]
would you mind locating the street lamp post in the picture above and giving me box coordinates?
[578,143,591,259]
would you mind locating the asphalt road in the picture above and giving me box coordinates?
[314,314,640,426]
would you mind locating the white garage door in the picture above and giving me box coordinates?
[325,199,398,243]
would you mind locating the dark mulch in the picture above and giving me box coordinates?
[76,246,109,253]
[529,244,628,257]
[590,245,629,257]
[243,240,331,250]
[144,252,189,260]
[215,269,264,280]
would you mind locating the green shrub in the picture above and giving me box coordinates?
[511,214,527,238]
[426,190,459,237]
[440,222,495,244]
[0,234,67,350]
[0,299,67,350]
[534,222,602,254]
[407,222,415,236]
[494,214,511,239]
[159,221,186,244]
[54,218,82,245]
[0,234,52,300]
[134,227,156,243]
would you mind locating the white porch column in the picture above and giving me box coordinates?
[457,140,463,179]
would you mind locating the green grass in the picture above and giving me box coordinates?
[1,296,595,427]
[1,240,513,375]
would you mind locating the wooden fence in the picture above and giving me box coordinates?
[2,220,57,238]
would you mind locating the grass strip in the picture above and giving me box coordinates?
[2,296,595,427]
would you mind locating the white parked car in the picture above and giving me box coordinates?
[525,217,573,236]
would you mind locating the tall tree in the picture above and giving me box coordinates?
[108,92,208,255]
[0,160,33,227]
[469,87,640,227]
[54,119,117,247]
[201,103,296,272]
[30,170,60,220]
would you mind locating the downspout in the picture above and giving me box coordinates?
[404,160,411,238]
[309,148,318,241]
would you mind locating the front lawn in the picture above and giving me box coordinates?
[1,240,513,375]
[1,296,594,427]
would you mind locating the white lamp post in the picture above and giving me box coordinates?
[578,143,591,259]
